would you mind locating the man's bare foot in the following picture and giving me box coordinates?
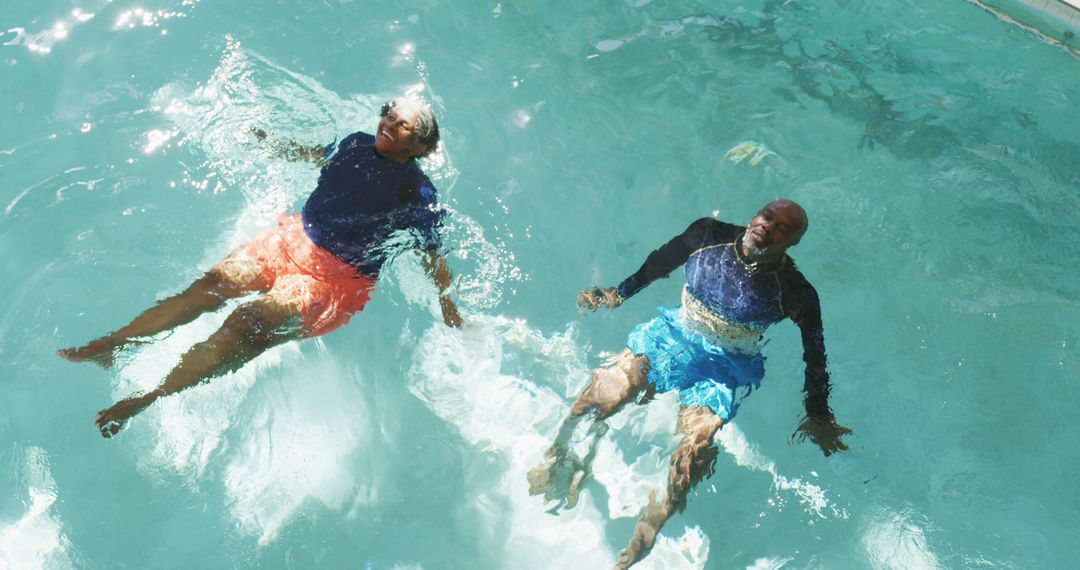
[58,339,120,369]
[527,455,558,497]
[565,468,586,508]
[94,395,153,438]
[527,452,588,508]
[613,489,670,569]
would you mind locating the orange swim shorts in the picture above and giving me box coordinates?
[232,213,375,337]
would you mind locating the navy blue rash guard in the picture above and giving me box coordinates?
[301,131,444,276]
[616,217,831,402]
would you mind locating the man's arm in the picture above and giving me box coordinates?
[785,275,851,456]
[251,128,331,166]
[423,251,463,328]
[581,217,725,310]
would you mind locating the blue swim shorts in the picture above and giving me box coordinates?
[626,306,765,421]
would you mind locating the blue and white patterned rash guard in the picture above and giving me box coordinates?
[616,217,831,402]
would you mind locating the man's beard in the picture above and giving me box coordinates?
[742,232,766,258]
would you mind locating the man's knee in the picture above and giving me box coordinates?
[667,443,719,512]
[571,352,652,419]
[666,407,724,511]
[628,353,650,377]
[678,405,724,437]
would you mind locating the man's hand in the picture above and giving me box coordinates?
[793,413,852,457]
[577,287,622,311]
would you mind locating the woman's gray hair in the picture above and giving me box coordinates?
[381,97,440,156]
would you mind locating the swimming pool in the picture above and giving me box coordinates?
[3,0,1079,567]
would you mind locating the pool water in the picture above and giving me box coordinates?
[3,0,1079,568]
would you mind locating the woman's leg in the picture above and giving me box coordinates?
[59,253,268,367]
[94,291,302,437]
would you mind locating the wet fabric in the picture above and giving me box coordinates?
[626,306,765,420]
[237,214,376,337]
[680,285,764,355]
[301,131,444,275]
[615,217,829,397]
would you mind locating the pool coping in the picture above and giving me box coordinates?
[965,0,1080,58]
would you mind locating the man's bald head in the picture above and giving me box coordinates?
[742,199,809,261]
[766,199,808,245]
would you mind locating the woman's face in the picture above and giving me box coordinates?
[375,106,428,160]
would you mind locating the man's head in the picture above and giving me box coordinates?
[375,97,440,161]
[741,199,809,261]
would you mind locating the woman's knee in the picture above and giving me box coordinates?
[224,297,303,344]
[209,253,266,296]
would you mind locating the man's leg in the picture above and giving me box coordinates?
[615,405,723,570]
[59,253,268,367]
[93,292,302,437]
[527,349,652,505]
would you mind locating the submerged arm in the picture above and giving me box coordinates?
[423,251,463,328]
[251,128,331,166]
[786,278,851,456]
[581,217,722,310]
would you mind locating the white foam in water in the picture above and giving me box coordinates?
[118,316,381,545]
[716,422,843,520]
[745,555,795,570]
[0,447,73,570]
[114,305,373,545]
[590,392,681,519]
[221,355,378,546]
[639,526,710,569]
[409,316,613,568]
[408,316,712,568]
[861,507,942,570]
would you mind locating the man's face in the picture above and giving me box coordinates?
[742,201,807,257]
[375,106,427,159]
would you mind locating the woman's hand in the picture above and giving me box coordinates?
[440,296,463,328]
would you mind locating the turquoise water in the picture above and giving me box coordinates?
[3,0,1080,567]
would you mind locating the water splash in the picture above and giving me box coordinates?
[861,506,942,570]
[1,8,95,55]
[407,315,711,567]
[716,421,846,520]
[0,447,73,570]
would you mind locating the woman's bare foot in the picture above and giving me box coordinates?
[58,339,121,369]
[94,394,154,438]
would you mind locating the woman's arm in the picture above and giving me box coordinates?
[422,251,463,328]
[251,128,330,166]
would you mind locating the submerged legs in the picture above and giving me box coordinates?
[614,405,724,570]
[528,349,651,506]
[59,254,267,367]
[94,293,303,437]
